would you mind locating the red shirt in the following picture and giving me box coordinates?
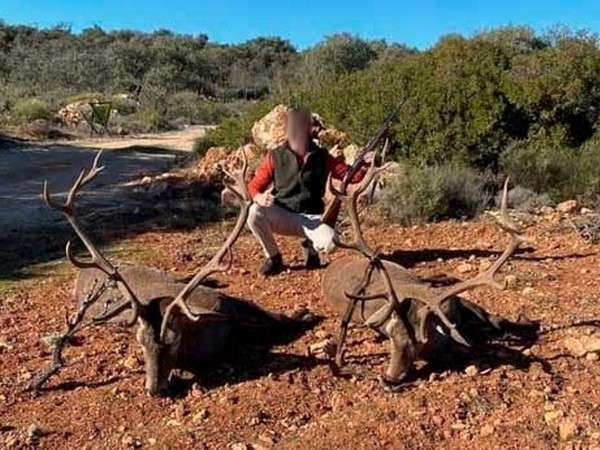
[248,149,367,198]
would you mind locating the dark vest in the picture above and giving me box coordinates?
[271,142,329,214]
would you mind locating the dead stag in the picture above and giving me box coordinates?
[32,150,312,396]
[322,157,540,388]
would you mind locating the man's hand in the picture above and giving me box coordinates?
[362,151,375,165]
[254,186,275,207]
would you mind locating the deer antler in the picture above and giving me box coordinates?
[406,178,527,344]
[43,150,143,326]
[159,150,251,341]
[330,152,471,347]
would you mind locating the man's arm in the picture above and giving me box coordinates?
[327,154,369,184]
[248,153,276,207]
[248,153,274,198]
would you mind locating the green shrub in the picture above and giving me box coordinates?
[110,95,138,116]
[500,128,600,203]
[378,163,491,225]
[192,134,219,157]
[499,186,553,212]
[193,100,275,154]
[165,91,231,124]
[12,98,52,122]
[66,92,106,103]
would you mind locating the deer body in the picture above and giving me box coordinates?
[74,266,305,395]
[323,255,538,385]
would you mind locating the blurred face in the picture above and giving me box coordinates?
[286,110,312,154]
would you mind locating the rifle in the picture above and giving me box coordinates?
[320,98,405,227]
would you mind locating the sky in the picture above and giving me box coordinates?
[2,0,600,49]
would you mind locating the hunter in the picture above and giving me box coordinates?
[247,107,372,276]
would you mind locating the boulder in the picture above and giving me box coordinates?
[317,127,349,149]
[56,101,94,127]
[251,104,289,150]
[561,335,600,357]
[556,200,578,214]
[339,144,360,165]
[251,104,350,151]
[195,146,232,179]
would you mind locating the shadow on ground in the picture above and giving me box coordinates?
[383,247,594,269]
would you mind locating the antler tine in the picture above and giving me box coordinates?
[65,151,105,210]
[43,151,143,327]
[65,241,97,269]
[222,149,250,200]
[160,149,252,341]
[432,177,526,305]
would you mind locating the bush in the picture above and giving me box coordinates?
[165,91,231,124]
[193,100,275,154]
[500,130,600,203]
[378,163,491,225]
[66,92,106,103]
[12,98,52,123]
[498,186,553,212]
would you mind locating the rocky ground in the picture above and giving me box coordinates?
[1,208,599,449]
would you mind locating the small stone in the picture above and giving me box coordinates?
[123,354,142,370]
[559,420,577,441]
[522,287,536,296]
[480,424,494,437]
[586,352,599,362]
[464,365,478,376]
[193,408,209,422]
[315,330,330,339]
[258,433,276,445]
[457,263,474,274]
[544,410,564,427]
[432,415,443,426]
[479,260,492,272]
[39,334,61,348]
[556,200,578,214]
[562,336,600,358]
[166,419,181,427]
[580,207,593,215]
[504,274,518,288]
[148,437,157,445]
[27,423,45,441]
[539,206,554,215]
[308,339,336,358]
[230,443,249,450]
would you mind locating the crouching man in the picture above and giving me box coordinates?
[247,107,370,276]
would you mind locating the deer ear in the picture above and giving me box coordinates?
[182,306,225,320]
[155,296,225,322]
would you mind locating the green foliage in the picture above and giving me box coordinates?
[165,91,230,124]
[66,92,106,103]
[500,186,553,212]
[502,129,600,203]
[12,98,52,122]
[378,163,491,224]
[193,101,275,153]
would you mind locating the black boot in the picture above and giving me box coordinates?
[259,253,284,276]
[302,240,321,269]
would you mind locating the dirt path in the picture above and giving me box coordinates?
[1,215,598,449]
[0,129,206,276]
[40,125,211,152]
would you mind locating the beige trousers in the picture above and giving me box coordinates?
[247,203,337,258]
